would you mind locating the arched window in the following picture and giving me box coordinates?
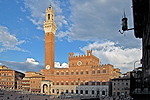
[97,70,100,74]
[52,15,53,21]
[102,90,105,95]
[71,82,74,85]
[85,82,88,85]
[66,90,68,93]
[56,72,59,75]
[102,82,106,85]
[71,72,74,75]
[103,70,106,73]
[92,81,95,85]
[66,72,69,75]
[80,82,84,85]
[57,82,59,85]
[86,71,88,74]
[85,90,88,94]
[97,82,100,85]
[76,82,78,85]
[76,72,78,75]
[92,90,94,94]
[48,14,50,20]
[66,82,68,85]
[71,90,74,94]
[80,90,83,94]
[76,90,78,94]
[61,82,64,85]
[92,71,95,74]
[61,72,64,75]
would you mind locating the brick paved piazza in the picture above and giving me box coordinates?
[0,89,81,100]
[0,89,125,100]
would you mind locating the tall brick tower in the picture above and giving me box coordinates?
[43,5,56,80]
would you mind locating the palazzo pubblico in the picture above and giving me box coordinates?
[21,5,121,97]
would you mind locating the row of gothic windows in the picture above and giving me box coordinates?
[0,82,14,85]
[54,81,107,86]
[114,82,128,86]
[52,89,105,95]
[0,73,13,76]
[56,70,106,75]
[0,78,13,81]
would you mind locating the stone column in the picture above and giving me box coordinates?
[48,84,50,95]
[100,89,101,97]
[41,84,43,94]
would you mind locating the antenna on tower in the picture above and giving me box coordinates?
[124,9,126,18]
[50,0,52,7]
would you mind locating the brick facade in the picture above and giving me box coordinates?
[45,50,120,86]
[0,65,24,90]
[40,5,121,96]
[22,71,45,93]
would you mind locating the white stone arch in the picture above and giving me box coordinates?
[41,80,53,95]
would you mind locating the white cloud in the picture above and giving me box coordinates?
[80,41,142,73]
[0,59,69,73]
[55,62,69,68]
[18,18,24,23]
[23,0,141,49]
[36,26,43,30]
[25,58,39,65]
[60,0,140,48]
[33,36,45,41]
[24,0,68,31]
[24,0,46,29]
[0,58,43,73]
[56,31,71,39]
[16,40,26,45]
[0,25,27,52]
[68,0,128,41]
[55,15,68,28]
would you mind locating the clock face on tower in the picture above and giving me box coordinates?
[46,65,50,70]
[77,61,82,66]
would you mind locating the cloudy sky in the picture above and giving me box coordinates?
[0,0,142,73]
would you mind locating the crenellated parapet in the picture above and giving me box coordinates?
[68,50,100,67]
[69,50,93,59]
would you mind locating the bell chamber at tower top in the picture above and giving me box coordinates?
[45,5,55,22]
[43,5,57,34]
